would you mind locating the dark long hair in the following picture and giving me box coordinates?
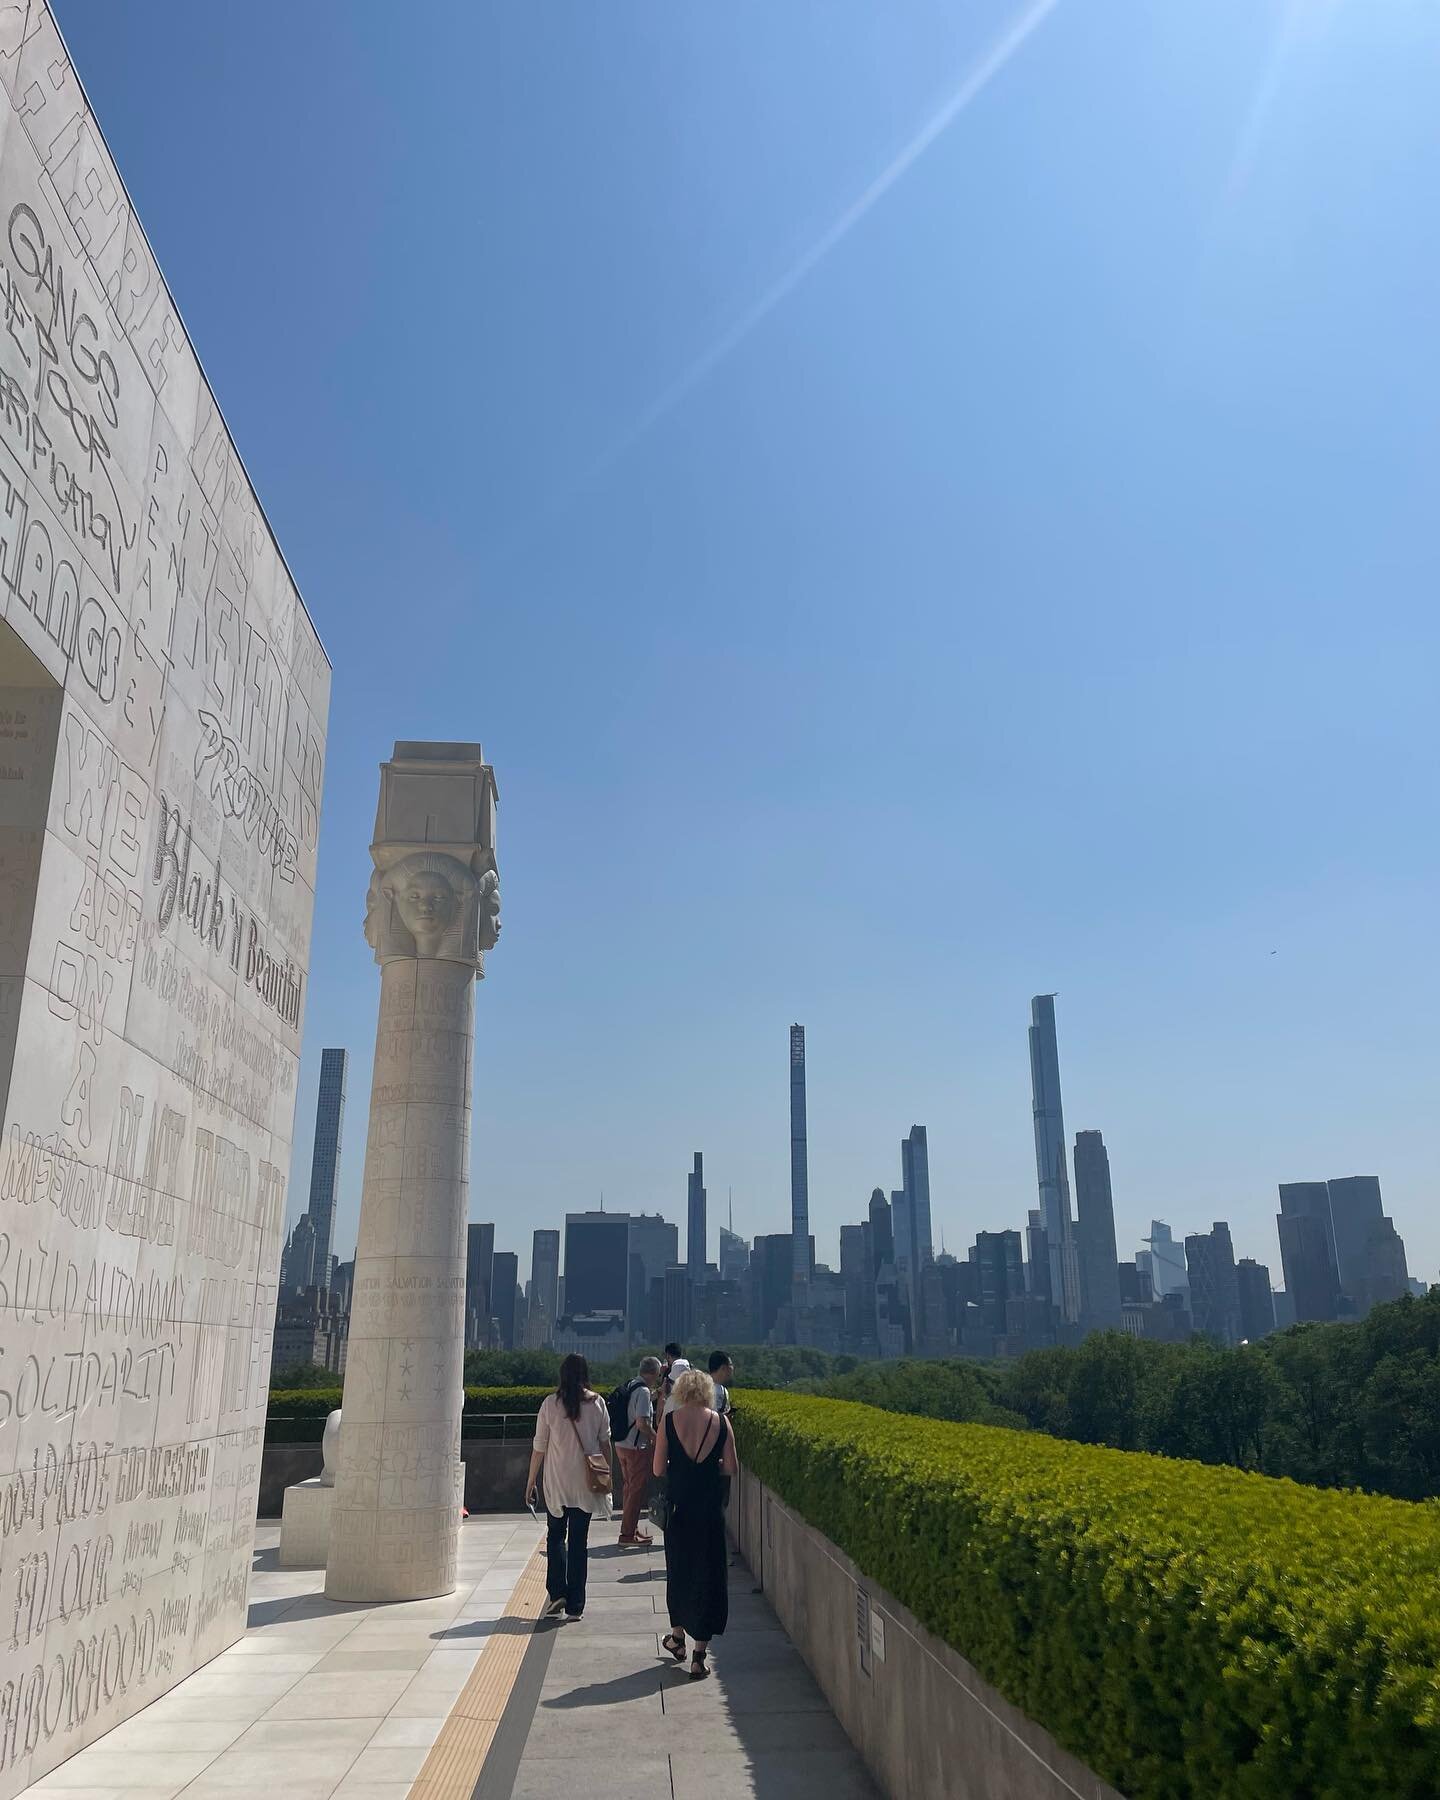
[557,1354,590,1421]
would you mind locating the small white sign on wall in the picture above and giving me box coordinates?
[870,1609,886,1664]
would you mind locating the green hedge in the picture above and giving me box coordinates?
[266,1386,549,1442]
[735,1391,1440,1799]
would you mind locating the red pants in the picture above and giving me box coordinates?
[617,1445,651,1541]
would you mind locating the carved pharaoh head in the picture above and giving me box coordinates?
[365,851,493,965]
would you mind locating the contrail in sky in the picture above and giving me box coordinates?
[593,0,1062,472]
[487,0,1060,563]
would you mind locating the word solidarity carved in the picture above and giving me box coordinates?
[0,7,329,1792]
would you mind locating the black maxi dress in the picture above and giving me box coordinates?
[663,1409,729,1640]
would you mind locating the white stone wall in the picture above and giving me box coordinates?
[0,7,329,1791]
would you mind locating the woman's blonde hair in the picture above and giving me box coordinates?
[672,1367,716,1409]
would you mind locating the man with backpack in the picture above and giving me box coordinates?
[610,1356,661,1547]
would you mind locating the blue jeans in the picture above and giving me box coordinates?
[546,1507,591,1615]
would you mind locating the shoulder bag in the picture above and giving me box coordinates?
[570,1408,612,1494]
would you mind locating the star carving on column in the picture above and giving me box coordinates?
[401,1360,413,1376]
[400,1385,411,1401]
[402,1339,415,1354]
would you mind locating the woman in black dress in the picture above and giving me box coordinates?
[652,1366,738,1679]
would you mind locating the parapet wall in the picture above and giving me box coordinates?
[732,1466,1126,1800]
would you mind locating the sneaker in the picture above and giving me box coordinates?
[564,1610,584,1621]
[544,1597,566,1619]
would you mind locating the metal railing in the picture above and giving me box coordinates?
[266,1411,538,1446]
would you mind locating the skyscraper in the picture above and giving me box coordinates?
[868,1187,894,1271]
[1325,1176,1382,1301]
[718,1223,750,1282]
[1236,1258,1276,1339]
[1025,1210,1052,1305]
[1325,1176,1409,1312]
[1185,1222,1241,1345]
[531,1229,560,1328]
[304,1048,348,1285]
[564,1212,631,1315]
[752,1233,798,1341]
[1138,1222,1187,1299]
[490,1250,519,1350]
[1277,1184,1341,1322]
[971,1230,1025,1335]
[280,1213,318,1294]
[790,1025,809,1293]
[1073,1129,1122,1330]
[465,1222,494,1349]
[900,1125,933,1276]
[687,1152,707,1279]
[628,1213,678,1290]
[1028,995,1080,1322]
[839,1224,870,1350]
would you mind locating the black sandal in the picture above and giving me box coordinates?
[662,1632,686,1662]
[689,1648,709,1680]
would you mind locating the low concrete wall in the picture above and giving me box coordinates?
[260,1445,322,1516]
[732,1467,1126,1800]
[260,1441,532,1517]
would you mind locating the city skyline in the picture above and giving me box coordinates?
[64,4,1439,1295]
[286,1004,1428,1310]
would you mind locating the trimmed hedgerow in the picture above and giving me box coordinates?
[735,1391,1440,1800]
[266,1386,549,1441]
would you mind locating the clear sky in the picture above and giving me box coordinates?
[56,0,1440,1289]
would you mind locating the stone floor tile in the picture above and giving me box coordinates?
[263,1670,412,1720]
[312,1645,434,1672]
[342,1741,432,1782]
[174,1745,362,1785]
[232,1715,380,1750]
[368,1714,446,1747]
[512,1757,673,1797]
[667,1748,881,1796]
[29,1749,218,1788]
[653,1707,854,1755]
[95,1715,248,1755]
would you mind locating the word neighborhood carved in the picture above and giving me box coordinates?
[0,7,329,1792]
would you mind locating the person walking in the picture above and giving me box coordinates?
[614,1355,661,1547]
[526,1353,612,1620]
[707,1350,734,1416]
[653,1365,737,1680]
[662,1356,691,1415]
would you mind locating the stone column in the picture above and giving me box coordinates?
[326,743,500,1602]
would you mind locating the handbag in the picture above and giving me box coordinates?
[570,1412,612,1494]
[647,1477,670,1534]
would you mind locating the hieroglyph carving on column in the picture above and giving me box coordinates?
[325,743,499,1602]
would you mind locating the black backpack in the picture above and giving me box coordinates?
[606,1377,642,1441]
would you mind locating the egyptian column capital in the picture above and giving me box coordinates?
[361,741,501,973]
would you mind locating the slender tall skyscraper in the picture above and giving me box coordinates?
[900,1125,933,1275]
[305,1048,348,1286]
[1028,996,1080,1323]
[687,1151,707,1278]
[790,1025,809,1291]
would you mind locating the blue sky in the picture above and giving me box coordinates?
[58,0,1440,1288]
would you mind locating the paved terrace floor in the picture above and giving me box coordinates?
[23,1517,879,1800]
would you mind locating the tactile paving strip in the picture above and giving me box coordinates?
[407,1544,548,1799]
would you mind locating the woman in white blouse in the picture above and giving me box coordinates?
[525,1354,612,1619]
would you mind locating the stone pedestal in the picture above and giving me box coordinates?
[279,1480,335,1567]
[326,743,500,1603]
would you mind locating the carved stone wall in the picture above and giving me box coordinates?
[0,7,329,1791]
